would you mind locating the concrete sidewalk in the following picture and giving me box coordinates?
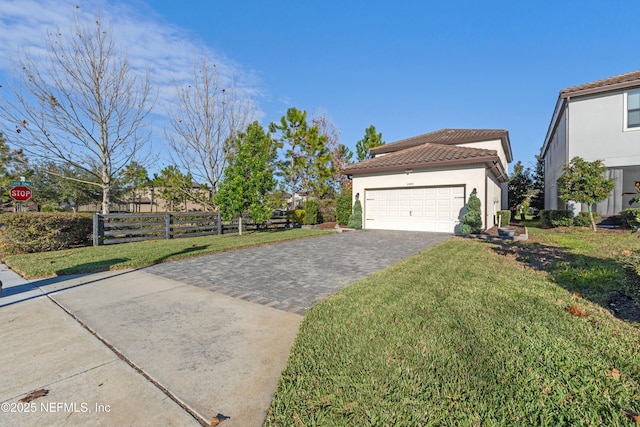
[0,267,302,427]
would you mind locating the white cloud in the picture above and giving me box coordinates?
[0,0,263,138]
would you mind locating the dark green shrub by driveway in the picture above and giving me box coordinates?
[540,209,574,227]
[0,212,93,254]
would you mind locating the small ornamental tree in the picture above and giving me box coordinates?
[557,157,615,232]
[215,122,277,235]
[347,199,363,229]
[460,190,482,235]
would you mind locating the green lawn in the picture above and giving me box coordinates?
[3,228,330,278]
[266,229,640,426]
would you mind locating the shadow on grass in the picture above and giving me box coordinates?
[55,258,130,276]
[151,244,211,264]
[487,240,640,323]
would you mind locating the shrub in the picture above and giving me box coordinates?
[41,204,64,212]
[286,210,306,226]
[347,199,362,229]
[497,210,511,227]
[336,186,353,225]
[0,212,93,254]
[460,191,482,235]
[304,199,319,225]
[620,208,640,229]
[318,198,336,223]
[575,211,598,227]
[540,209,574,227]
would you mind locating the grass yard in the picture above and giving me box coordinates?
[2,228,330,278]
[266,229,640,426]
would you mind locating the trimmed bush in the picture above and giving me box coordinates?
[575,211,598,227]
[460,191,482,235]
[336,186,353,225]
[347,199,362,229]
[497,210,511,227]
[620,208,640,229]
[304,199,319,225]
[540,209,574,227]
[286,210,306,226]
[0,212,93,254]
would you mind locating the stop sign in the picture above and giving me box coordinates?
[10,186,32,201]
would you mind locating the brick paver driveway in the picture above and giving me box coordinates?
[146,230,451,313]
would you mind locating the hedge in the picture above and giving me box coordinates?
[540,209,574,227]
[304,199,319,225]
[497,210,511,227]
[0,212,93,254]
[336,189,352,226]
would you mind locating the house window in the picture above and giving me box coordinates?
[628,91,640,128]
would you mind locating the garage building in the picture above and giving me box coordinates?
[343,129,512,233]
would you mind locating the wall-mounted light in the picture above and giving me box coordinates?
[355,192,360,200]
[405,169,413,175]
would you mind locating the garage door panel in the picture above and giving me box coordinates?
[365,186,463,233]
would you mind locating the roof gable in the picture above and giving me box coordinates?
[370,128,512,162]
[342,142,507,181]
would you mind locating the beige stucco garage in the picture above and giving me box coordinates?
[343,129,513,233]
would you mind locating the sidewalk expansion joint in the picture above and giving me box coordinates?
[41,291,210,427]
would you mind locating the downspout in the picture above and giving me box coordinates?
[565,96,571,212]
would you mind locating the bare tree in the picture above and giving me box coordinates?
[165,57,254,209]
[0,11,153,213]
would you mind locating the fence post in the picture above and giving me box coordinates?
[217,212,222,235]
[93,214,100,246]
[165,213,172,239]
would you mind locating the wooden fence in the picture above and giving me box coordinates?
[92,212,289,246]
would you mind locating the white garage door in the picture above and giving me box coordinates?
[364,187,465,233]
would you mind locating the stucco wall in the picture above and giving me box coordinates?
[544,108,567,210]
[486,173,501,228]
[458,138,509,173]
[568,91,640,167]
[351,165,489,230]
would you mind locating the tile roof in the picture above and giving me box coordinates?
[370,128,509,155]
[560,70,640,98]
[342,142,501,176]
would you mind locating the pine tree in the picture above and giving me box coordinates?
[355,125,385,161]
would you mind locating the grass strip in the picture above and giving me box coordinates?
[3,228,330,278]
[266,237,640,426]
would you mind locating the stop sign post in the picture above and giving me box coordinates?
[10,186,32,201]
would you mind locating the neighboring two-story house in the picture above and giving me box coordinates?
[541,70,640,215]
[342,129,512,233]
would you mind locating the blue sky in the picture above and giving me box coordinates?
[1,0,639,174]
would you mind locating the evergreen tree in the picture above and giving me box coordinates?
[215,122,277,235]
[355,125,385,161]
[460,190,482,234]
[154,166,193,212]
[347,199,363,229]
[270,107,332,206]
[530,155,545,211]
[508,161,533,210]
